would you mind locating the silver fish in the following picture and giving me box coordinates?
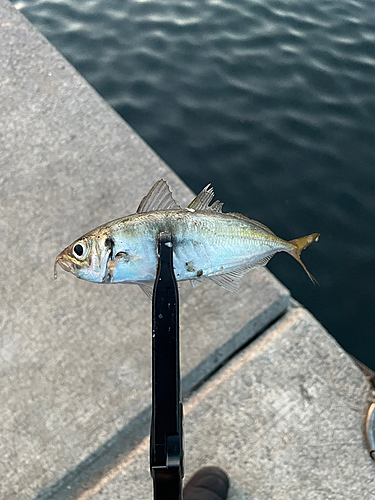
[55,180,319,297]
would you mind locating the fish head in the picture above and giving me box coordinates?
[54,230,112,283]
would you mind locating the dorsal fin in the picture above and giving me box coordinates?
[210,200,224,213]
[228,213,277,237]
[248,219,277,237]
[188,184,223,213]
[137,179,181,213]
[227,212,251,223]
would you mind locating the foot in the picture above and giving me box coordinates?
[183,466,229,500]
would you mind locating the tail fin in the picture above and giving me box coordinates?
[288,233,320,284]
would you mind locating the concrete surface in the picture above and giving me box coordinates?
[1,2,290,499]
[90,307,374,500]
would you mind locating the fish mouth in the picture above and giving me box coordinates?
[54,253,73,279]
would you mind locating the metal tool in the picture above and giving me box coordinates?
[150,232,184,499]
[365,402,375,460]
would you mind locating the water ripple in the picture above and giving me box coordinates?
[10,0,375,367]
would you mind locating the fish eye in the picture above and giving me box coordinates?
[73,242,87,260]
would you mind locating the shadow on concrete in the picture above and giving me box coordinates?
[34,309,287,500]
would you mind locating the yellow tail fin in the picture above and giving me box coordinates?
[288,233,320,284]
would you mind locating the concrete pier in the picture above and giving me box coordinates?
[1,1,374,498]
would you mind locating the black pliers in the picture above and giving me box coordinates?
[150,232,184,500]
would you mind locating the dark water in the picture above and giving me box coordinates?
[11,0,375,369]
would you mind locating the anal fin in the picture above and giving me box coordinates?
[209,255,273,292]
[209,272,242,292]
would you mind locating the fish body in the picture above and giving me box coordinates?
[55,180,319,295]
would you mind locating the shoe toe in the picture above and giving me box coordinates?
[183,466,229,500]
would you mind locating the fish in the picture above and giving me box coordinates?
[54,179,319,298]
